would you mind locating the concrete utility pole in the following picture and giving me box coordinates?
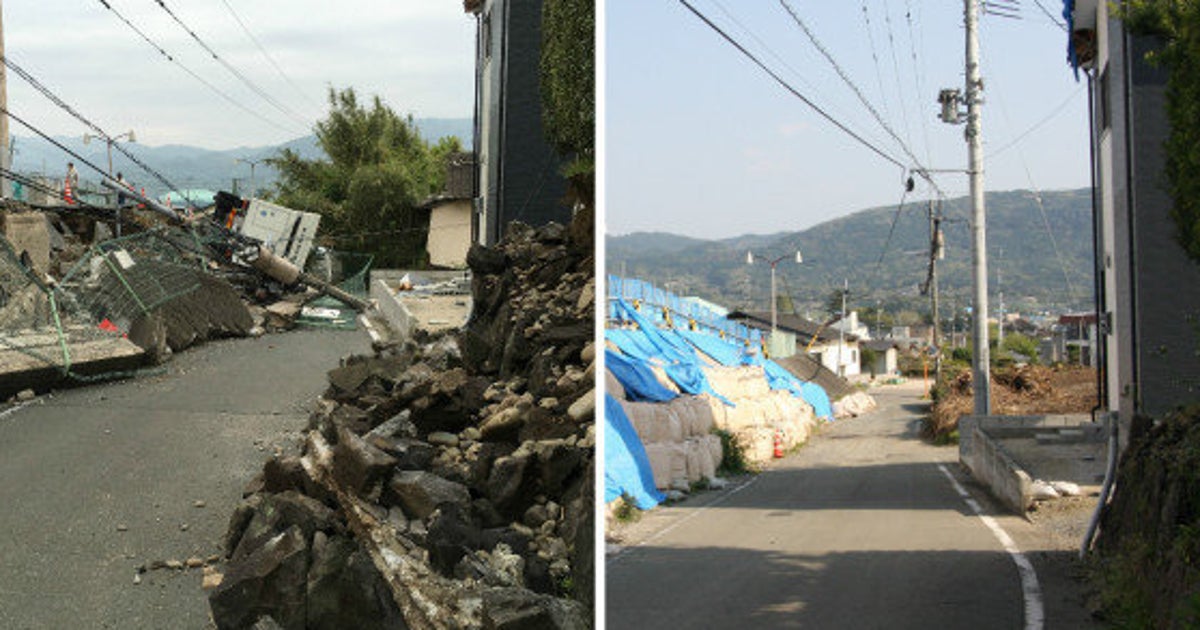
[0,0,10,200]
[965,0,991,415]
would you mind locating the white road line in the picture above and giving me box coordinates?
[609,474,762,563]
[0,399,35,423]
[938,463,1044,630]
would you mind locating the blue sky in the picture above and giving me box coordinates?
[605,1,1090,239]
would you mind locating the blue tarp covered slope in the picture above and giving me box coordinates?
[681,328,834,420]
[604,394,666,508]
[606,349,678,403]
[607,299,732,405]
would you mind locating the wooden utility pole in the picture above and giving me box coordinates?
[928,200,943,377]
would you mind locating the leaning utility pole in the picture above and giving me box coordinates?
[965,0,991,414]
[0,0,10,200]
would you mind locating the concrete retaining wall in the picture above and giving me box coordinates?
[959,414,1097,514]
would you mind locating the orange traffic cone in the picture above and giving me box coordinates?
[63,178,74,205]
[773,429,784,458]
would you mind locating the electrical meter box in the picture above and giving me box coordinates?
[238,198,321,267]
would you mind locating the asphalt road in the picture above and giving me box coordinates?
[0,328,368,629]
[607,382,1100,629]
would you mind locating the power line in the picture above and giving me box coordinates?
[777,1,920,171]
[2,55,186,198]
[677,0,906,170]
[1,106,111,180]
[215,0,322,113]
[708,0,893,153]
[859,1,894,124]
[94,0,297,134]
[881,0,916,158]
[151,0,310,127]
[1031,0,1068,30]
[986,85,1083,159]
[905,0,935,167]
[870,181,912,285]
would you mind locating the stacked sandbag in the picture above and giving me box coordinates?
[703,365,821,467]
[614,392,724,491]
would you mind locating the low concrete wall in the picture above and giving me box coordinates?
[959,414,1098,514]
[960,416,1033,514]
[370,279,415,341]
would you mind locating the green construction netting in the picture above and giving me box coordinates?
[0,227,208,385]
[295,250,373,330]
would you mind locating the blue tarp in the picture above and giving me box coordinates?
[604,394,666,509]
[682,327,835,421]
[606,349,678,403]
[608,300,732,405]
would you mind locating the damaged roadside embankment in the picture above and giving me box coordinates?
[209,214,595,629]
[1092,406,1200,628]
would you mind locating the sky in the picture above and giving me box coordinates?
[605,1,1092,239]
[4,1,476,150]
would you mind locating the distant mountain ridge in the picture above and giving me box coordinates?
[10,117,473,197]
[607,188,1096,316]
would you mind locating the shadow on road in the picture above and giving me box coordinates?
[608,544,1098,629]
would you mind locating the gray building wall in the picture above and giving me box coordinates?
[1099,19,1200,434]
[474,0,570,246]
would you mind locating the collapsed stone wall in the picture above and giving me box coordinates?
[210,217,594,629]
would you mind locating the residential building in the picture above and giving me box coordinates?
[861,339,899,378]
[728,310,862,378]
[464,0,570,246]
[421,153,475,269]
[1067,1,1200,445]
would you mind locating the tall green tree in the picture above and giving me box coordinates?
[269,88,461,268]
[541,0,594,210]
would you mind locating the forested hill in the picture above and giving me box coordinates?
[607,188,1095,317]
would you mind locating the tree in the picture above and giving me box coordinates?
[269,88,460,268]
[541,0,594,210]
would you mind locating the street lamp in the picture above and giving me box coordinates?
[83,130,135,177]
[746,249,803,334]
[235,157,265,197]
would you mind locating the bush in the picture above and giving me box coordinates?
[713,429,753,476]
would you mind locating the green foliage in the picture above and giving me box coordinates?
[713,428,754,476]
[1002,332,1041,363]
[1119,1,1200,263]
[541,0,594,175]
[269,87,460,268]
[951,346,972,363]
[611,494,641,523]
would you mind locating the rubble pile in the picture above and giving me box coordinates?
[210,218,594,629]
[927,365,1098,440]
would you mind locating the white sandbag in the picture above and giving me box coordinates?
[643,443,674,490]
[703,433,723,469]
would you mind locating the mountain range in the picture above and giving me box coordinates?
[607,188,1096,318]
[10,117,473,198]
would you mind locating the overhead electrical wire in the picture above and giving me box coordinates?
[1031,0,1068,31]
[881,0,916,157]
[859,1,894,124]
[677,0,906,170]
[151,0,310,127]
[776,0,944,198]
[708,0,893,152]
[1,55,187,199]
[986,85,1084,159]
[1,106,112,180]
[214,0,323,113]
[905,0,935,168]
[94,0,296,134]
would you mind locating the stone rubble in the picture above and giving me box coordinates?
[210,215,594,629]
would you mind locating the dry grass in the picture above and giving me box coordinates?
[927,365,1099,441]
